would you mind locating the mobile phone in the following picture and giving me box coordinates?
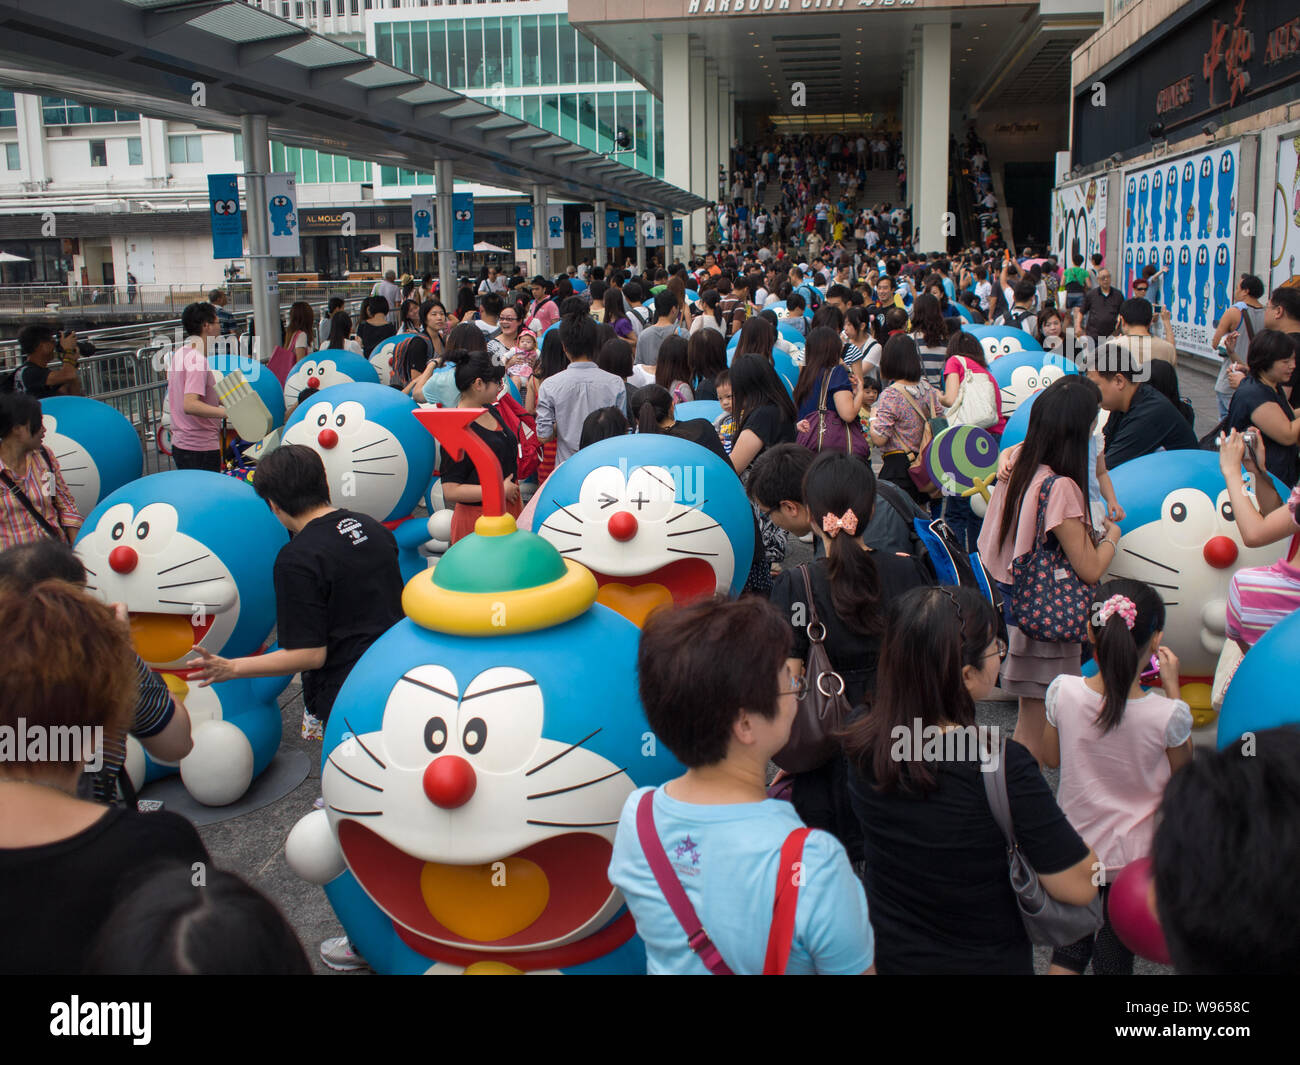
[1139,655,1160,685]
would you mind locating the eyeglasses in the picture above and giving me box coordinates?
[985,639,1009,662]
[1133,285,1148,292]
[779,673,808,699]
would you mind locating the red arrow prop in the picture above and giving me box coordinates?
[413,407,505,518]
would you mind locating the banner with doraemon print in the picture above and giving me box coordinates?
[1051,175,1107,273]
[606,210,621,248]
[622,215,636,247]
[579,211,595,248]
[514,203,534,251]
[673,218,683,246]
[1118,142,1239,360]
[545,203,565,249]
[411,194,435,253]
[1268,132,1300,291]
[452,193,475,252]
[265,172,299,258]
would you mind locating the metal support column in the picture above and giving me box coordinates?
[240,114,275,362]
[635,208,648,275]
[532,184,550,278]
[665,211,675,265]
[434,159,456,299]
[594,198,608,271]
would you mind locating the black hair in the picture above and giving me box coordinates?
[445,321,488,354]
[811,305,844,333]
[479,292,503,317]
[327,296,345,313]
[687,328,727,389]
[181,301,217,337]
[17,325,55,355]
[652,291,677,320]
[804,452,883,636]
[83,862,310,975]
[879,333,923,383]
[734,315,776,363]
[882,306,909,338]
[418,298,445,330]
[325,312,353,350]
[653,336,691,392]
[792,326,846,411]
[1239,274,1264,299]
[368,294,390,317]
[536,329,569,380]
[746,443,814,510]
[589,279,608,303]
[0,391,42,438]
[623,280,643,303]
[1119,298,1153,327]
[1268,286,1300,320]
[579,406,630,449]
[0,539,87,590]
[1087,579,1166,733]
[251,443,331,517]
[448,349,504,394]
[996,375,1100,546]
[603,286,631,327]
[559,310,598,359]
[596,338,634,380]
[1247,329,1295,381]
[947,329,987,368]
[730,353,796,427]
[1091,338,1144,380]
[631,384,673,434]
[826,284,852,303]
[1153,726,1300,974]
[1013,280,1037,304]
[910,293,948,349]
[786,291,806,312]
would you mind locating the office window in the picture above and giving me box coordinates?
[391,20,411,70]
[429,22,447,84]
[127,137,143,166]
[482,18,502,88]
[502,16,520,88]
[558,20,577,83]
[0,90,17,128]
[520,16,539,87]
[577,32,595,83]
[465,17,484,89]
[167,134,203,164]
[539,14,558,84]
[411,21,430,81]
[374,22,392,64]
[446,20,466,89]
[5,142,19,170]
[89,140,107,167]
[42,97,135,125]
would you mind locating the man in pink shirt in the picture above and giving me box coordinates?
[166,303,228,472]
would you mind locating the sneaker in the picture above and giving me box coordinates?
[301,711,324,741]
[320,935,368,972]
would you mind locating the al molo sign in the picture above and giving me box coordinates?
[687,0,914,12]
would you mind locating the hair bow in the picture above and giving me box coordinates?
[821,509,858,538]
[1097,594,1137,631]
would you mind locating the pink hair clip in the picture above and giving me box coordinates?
[821,508,858,538]
[1097,594,1137,630]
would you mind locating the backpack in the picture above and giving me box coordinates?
[494,391,540,481]
[945,357,999,429]
[797,283,822,312]
[0,362,27,393]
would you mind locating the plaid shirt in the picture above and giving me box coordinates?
[0,446,82,550]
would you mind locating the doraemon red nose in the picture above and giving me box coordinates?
[1203,535,1237,569]
[608,511,638,542]
[108,545,138,574]
[317,428,339,449]
[423,756,476,809]
[307,375,321,390]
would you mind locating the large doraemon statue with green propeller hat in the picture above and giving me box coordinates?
[285,408,683,973]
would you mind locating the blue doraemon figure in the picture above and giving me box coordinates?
[1149,170,1162,241]
[1102,452,1285,729]
[1216,151,1235,238]
[1164,165,1178,240]
[1134,246,1147,293]
[987,349,1077,418]
[1136,174,1148,243]
[581,218,594,242]
[1124,247,1135,298]
[247,365,286,432]
[284,348,380,410]
[1180,160,1195,240]
[284,408,683,973]
[269,194,296,237]
[413,209,433,239]
[1212,243,1232,324]
[282,383,438,581]
[529,435,755,627]
[74,471,289,805]
[1125,177,1137,245]
[548,214,564,240]
[1217,609,1300,748]
[1177,245,1193,319]
[1194,244,1210,326]
[368,333,404,387]
[41,396,143,518]
[1197,156,1214,239]
[961,324,1043,368]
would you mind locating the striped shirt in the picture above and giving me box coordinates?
[1227,485,1300,646]
[0,446,82,550]
[79,655,177,804]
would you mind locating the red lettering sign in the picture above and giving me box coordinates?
[1204,0,1254,108]
[1263,17,1300,65]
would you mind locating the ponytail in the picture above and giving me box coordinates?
[1089,579,1166,733]
[804,453,882,637]
[630,384,672,435]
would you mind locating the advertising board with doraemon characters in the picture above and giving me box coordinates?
[1268,130,1300,292]
[1052,175,1109,269]
[1118,142,1239,359]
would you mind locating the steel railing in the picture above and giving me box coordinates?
[0,279,379,317]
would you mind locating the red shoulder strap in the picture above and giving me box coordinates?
[762,827,812,975]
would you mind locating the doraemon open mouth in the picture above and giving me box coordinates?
[129,611,217,665]
[338,821,630,969]
[591,558,717,626]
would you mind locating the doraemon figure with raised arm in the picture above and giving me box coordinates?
[528,434,755,627]
[41,395,143,517]
[1103,451,1284,728]
[284,349,380,411]
[281,382,439,580]
[74,470,290,805]
[285,408,683,973]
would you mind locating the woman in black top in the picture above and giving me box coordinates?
[687,328,727,401]
[439,351,521,544]
[357,295,398,357]
[394,299,448,394]
[841,585,1097,974]
[597,337,639,416]
[728,353,796,477]
[630,384,728,463]
[1227,331,1300,486]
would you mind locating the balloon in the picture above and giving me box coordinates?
[1108,858,1172,966]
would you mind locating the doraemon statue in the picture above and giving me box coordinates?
[282,383,439,581]
[986,349,1078,418]
[41,396,143,517]
[284,409,683,973]
[961,324,1043,365]
[284,348,380,410]
[74,471,290,805]
[248,364,287,431]
[1216,608,1300,748]
[529,435,755,627]
[369,334,404,387]
[1103,451,1285,727]
[725,340,799,397]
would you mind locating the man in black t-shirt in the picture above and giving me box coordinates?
[1088,341,1198,469]
[4,325,83,398]
[1073,270,1123,340]
[189,444,404,738]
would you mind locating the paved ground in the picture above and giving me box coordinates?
[194,356,1220,975]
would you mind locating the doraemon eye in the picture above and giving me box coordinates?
[332,401,367,434]
[382,664,459,771]
[313,404,334,428]
[1160,488,1216,547]
[576,465,628,512]
[456,667,542,774]
[1215,490,1243,534]
[624,466,677,521]
[597,492,618,509]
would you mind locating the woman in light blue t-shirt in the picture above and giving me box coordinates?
[608,596,875,975]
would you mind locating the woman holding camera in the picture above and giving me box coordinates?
[1225,331,1300,488]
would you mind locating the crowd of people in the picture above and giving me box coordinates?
[3,128,1300,975]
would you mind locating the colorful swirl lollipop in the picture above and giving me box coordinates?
[924,425,999,501]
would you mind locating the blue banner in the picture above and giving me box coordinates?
[606,210,621,247]
[622,215,636,248]
[514,203,533,251]
[208,174,242,260]
[452,192,475,252]
[672,218,683,246]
